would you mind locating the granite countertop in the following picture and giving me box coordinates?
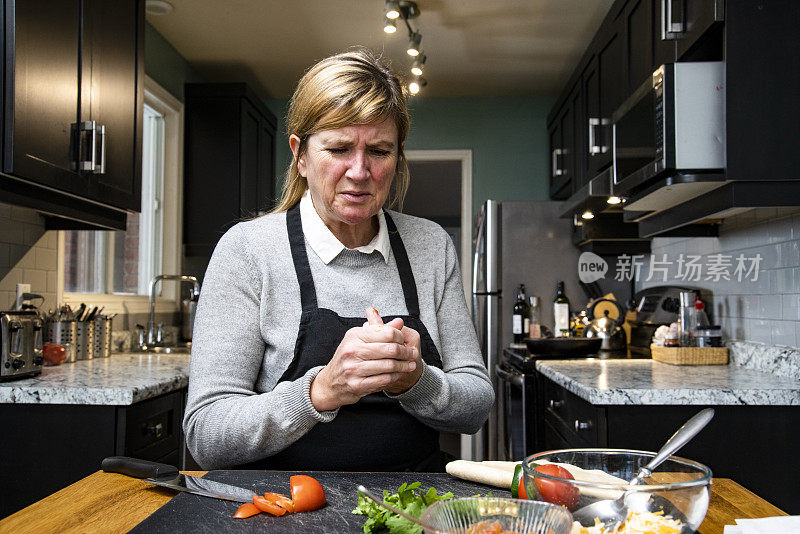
[536,358,800,406]
[0,352,190,405]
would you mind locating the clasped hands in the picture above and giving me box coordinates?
[310,307,423,412]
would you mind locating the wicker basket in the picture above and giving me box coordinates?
[651,344,729,365]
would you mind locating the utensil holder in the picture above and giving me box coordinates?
[44,320,78,363]
[93,316,113,358]
[75,321,96,360]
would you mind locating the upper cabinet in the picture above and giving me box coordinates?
[182,83,277,277]
[550,0,800,237]
[1,0,144,230]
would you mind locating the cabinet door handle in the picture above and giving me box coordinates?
[661,0,685,40]
[552,148,564,177]
[575,419,593,432]
[96,124,106,174]
[589,118,610,155]
[79,121,97,172]
[549,399,564,410]
[146,422,164,439]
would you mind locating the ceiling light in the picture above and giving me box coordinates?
[385,0,401,19]
[383,17,397,33]
[145,0,173,15]
[581,210,595,220]
[408,76,427,95]
[410,55,426,76]
[607,195,622,205]
[406,32,422,56]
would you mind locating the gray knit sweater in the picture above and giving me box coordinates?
[183,209,494,469]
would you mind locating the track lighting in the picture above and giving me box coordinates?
[385,0,400,19]
[410,55,426,76]
[408,76,426,95]
[381,1,428,94]
[406,32,422,56]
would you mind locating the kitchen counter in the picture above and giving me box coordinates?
[0,470,787,534]
[0,352,190,405]
[535,358,800,406]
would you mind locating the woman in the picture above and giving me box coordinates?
[183,49,493,471]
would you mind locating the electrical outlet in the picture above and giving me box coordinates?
[15,283,31,310]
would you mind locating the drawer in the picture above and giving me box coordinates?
[543,379,602,446]
[117,390,182,461]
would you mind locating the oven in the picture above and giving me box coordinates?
[496,348,544,461]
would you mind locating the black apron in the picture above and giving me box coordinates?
[241,204,443,472]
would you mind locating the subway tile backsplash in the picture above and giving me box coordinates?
[0,202,58,311]
[639,208,800,349]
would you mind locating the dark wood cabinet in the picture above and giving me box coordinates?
[541,376,800,514]
[673,0,725,60]
[0,389,186,517]
[1,0,144,229]
[183,83,277,271]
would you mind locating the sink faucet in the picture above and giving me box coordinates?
[142,275,200,348]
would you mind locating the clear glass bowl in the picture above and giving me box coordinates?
[522,449,712,532]
[420,497,573,534]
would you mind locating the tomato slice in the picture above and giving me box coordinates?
[532,464,580,510]
[233,502,261,519]
[264,492,295,513]
[253,495,288,516]
[290,475,326,512]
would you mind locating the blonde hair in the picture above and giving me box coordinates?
[272,48,410,213]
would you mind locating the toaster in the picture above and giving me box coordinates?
[1,310,44,381]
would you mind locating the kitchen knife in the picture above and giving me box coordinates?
[101,456,256,503]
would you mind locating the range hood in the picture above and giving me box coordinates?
[637,180,800,237]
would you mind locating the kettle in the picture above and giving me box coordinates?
[582,298,627,352]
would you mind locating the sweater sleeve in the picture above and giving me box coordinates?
[182,225,337,469]
[387,230,494,434]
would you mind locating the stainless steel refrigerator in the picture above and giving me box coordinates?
[470,199,583,461]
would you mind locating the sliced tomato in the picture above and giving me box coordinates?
[533,464,579,510]
[253,495,287,516]
[290,475,326,512]
[233,502,261,519]
[264,492,295,513]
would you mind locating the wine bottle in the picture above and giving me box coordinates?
[553,281,570,337]
[512,284,529,344]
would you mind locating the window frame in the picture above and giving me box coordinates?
[57,76,185,314]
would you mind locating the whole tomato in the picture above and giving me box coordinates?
[533,464,580,510]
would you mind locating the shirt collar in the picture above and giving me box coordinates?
[299,190,390,265]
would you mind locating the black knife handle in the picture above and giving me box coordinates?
[101,456,179,479]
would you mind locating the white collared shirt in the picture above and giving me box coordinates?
[299,190,390,264]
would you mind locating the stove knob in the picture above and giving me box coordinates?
[11,359,25,370]
[549,399,564,410]
[33,356,44,366]
[575,419,593,432]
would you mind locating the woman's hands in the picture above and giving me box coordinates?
[309,308,423,412]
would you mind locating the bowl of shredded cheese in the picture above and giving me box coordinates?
[522,449,712,534]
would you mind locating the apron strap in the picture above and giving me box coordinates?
[383,212,421,318]
[286,204,318,313]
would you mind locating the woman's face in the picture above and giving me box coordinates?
[291,119,399,236]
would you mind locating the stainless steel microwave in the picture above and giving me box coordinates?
[612,62,725,195]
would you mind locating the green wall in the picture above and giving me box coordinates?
[264,96,555,215]
[144,22,206,101]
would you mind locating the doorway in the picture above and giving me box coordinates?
[403,149,472,460]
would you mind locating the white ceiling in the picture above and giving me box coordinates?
[147,0,615,99]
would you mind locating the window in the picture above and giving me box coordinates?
[58,77,184,313]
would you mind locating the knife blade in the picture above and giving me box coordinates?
[101,456,256,503]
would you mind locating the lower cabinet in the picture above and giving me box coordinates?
[541,377,799,513]
[0,388,187,517]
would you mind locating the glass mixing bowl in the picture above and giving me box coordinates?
[522,449,712,533]
[420,497,573,534]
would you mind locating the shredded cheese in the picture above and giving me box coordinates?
[570,510,683,534]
